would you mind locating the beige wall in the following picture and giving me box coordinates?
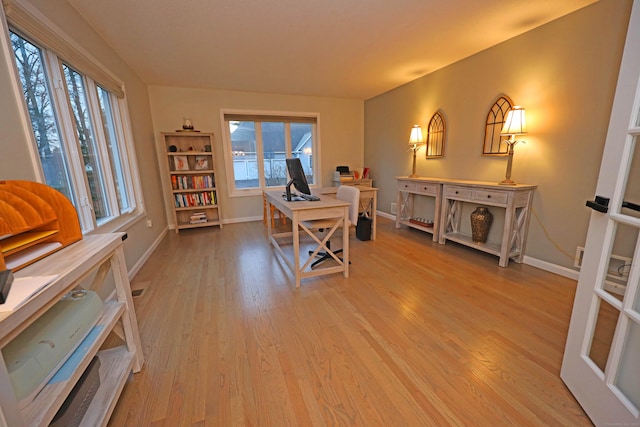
[148,86,364,223]
[0,0,633,276]
[0,0,167,272]
[364,0,632,271]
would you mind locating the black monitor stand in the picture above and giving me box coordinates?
[285,179,294,201]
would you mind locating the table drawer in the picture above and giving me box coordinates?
[415,183,438,195]
[444,185,472,200]
[472,189,509,205]
[398,181,417,192]
[514,190,532,206]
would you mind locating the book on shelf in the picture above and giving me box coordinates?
[174,191,217,208]
[172,175,214,190]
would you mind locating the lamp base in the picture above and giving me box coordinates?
[499,179,516,186]
[409,149,419,179]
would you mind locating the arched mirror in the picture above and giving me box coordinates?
[483,95,513,155]
[426,111,446,158]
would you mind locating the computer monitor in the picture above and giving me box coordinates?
[285,157,311,200]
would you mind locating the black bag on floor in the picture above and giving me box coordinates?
[356,214,372,241]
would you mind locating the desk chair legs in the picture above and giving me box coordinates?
[308,232,350,269]
[309,244,349,269]
[304,186,360,270]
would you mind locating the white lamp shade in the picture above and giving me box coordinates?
[501,106,527,135]
[409,125,424,145]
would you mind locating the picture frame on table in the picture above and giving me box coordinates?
[194,156,209,170]
[174,155,189,171]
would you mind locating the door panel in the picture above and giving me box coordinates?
[561,1,640,425]
[588,298,619,373]
[622,135,640,220]
[616,321,640,409]
[601,224,635,301]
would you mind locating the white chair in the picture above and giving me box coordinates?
[304,185,360,269]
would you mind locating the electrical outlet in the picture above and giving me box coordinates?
[146,219,153,228]
[575,246,631,292]
[391,203,397,215]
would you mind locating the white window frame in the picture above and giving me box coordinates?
[220,109,321,197]
[2,1,144,233]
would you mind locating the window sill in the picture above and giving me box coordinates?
[228,185,318,198]
[87,210,145,236]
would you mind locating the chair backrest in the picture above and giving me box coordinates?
[336,185,360,226]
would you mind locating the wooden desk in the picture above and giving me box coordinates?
[331,178,373,187]
[265,191,350,288]
[317,185,378,240]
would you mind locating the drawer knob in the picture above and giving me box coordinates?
[487,195,491,198]
[455,191,459,194]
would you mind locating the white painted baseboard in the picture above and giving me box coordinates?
[377,211,395,220]
[129,227,168,280]
[223,215,262,224]
[523,256,580,281]
[381,209,579,281]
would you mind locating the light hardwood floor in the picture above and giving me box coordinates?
[109,216,592,426]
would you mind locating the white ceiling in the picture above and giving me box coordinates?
[66,0,598,100]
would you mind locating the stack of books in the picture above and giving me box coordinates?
[189,212,207,224]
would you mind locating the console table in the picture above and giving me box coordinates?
[396,177,442,242]
[396,177,536,267]
[0,233,144,426]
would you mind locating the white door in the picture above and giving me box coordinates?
[561,2,640,425]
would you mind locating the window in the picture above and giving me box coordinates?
[221,111,318,196]
[96,86,131,213]
[9,30,139,232]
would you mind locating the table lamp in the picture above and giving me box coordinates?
[408,125,425,178]
[499,106,527,185]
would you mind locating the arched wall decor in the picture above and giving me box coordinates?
[426,111,446,158]
[483,95,513,155]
